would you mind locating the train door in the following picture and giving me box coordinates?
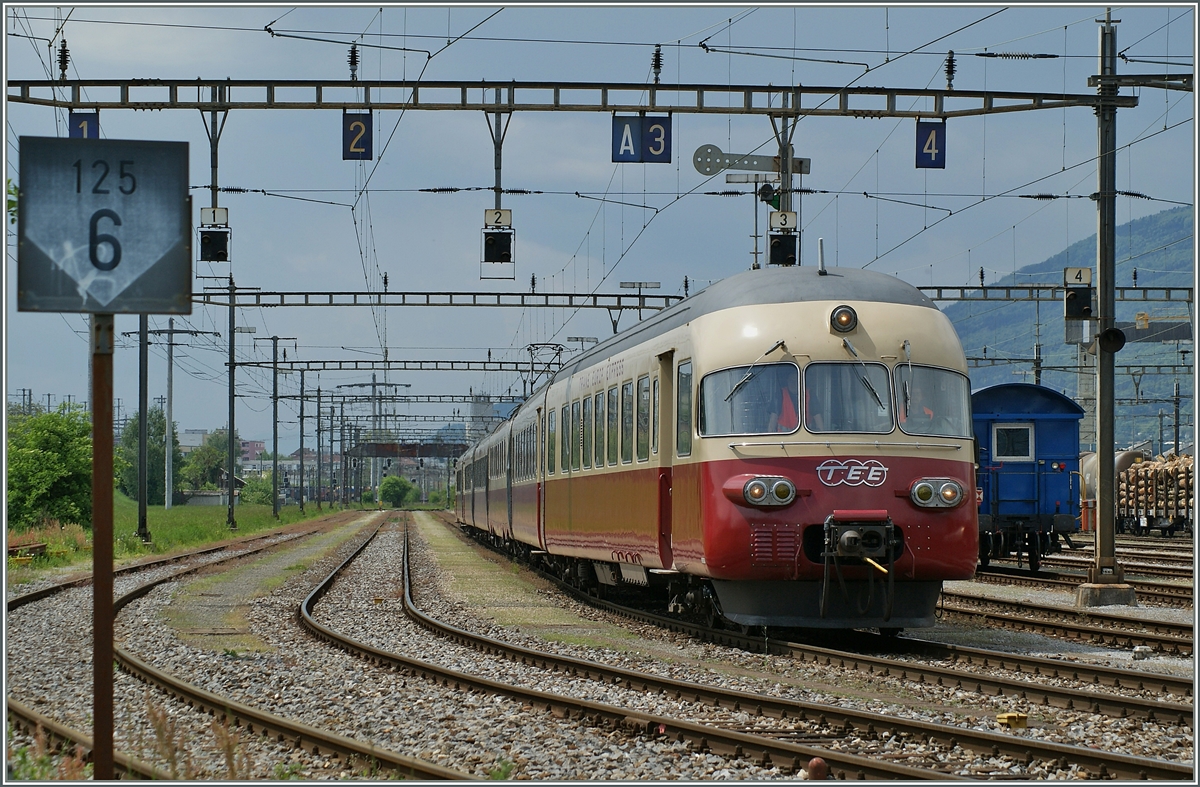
[992,422,1038,520]
[537,405,547,549]
[655,350,675,568]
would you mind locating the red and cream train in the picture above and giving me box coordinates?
[456,265,978,629]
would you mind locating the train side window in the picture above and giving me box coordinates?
[621,381,635,464]
[993,423,1035,461]
[546,410,556,475]
[582,397,593,469]
[571,400,581,471]
[677,361,693,457]
[651,377,659,455]
[636,375,651,461]
[594,392,606,468]
[561,405,570,472]
[607,386,619,465]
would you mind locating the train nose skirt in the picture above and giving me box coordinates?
[709,579,942,629]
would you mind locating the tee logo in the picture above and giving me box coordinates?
[816,459,888,487]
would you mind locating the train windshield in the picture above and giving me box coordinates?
[804,362,894,434]
[894,364,972,437]
[699,362,800,436]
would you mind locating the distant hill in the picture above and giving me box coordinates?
[946,206,1193,451]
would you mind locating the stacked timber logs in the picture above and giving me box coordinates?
[1117,454,1194,522]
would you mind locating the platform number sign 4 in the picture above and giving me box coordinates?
[915,120,946,169]
[17,136,191,314]
[342,113,373,160]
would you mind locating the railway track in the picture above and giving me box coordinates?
[937,590,1194,656]
[6,522,467,781]
[974,565,1194,608]
[411,515,1193,780]
[1005,553,1195,580]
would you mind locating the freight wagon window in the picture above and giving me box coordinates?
[894,365,972,438]
[651,377,660,455]
[803,362,893,434]
[607,387,619,465]
[595,393,606,468]
[582,397,593,469]
[546,411,555,475]
[699,362,800,436]
[637,376,651,461]
[621,382,634,463]
[571,401,581,471]
[677,361,693,457]
[561,405,570,472]
[993,423,1035,461]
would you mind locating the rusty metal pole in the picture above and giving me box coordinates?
[91,314,115,780]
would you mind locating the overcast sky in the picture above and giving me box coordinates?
[4,3,1196,452]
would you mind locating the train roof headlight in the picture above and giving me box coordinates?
[939,481,962,505]
[831,305,858,333]
[913,482,935,504]
[745,480,769,504]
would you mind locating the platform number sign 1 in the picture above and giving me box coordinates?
[69,111,100,139]
[342,112,372,160]
[17,136,191,313]
[915,120,946,169]
[612,116,672,163]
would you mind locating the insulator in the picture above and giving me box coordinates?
[382,272,388,292]
[420,186,460,193]
[944,51,956,90]
[348,44,359,81]
[1132,268,1138,286]
[979,267,985,287]
[1019,193,1058,200]
[651,44,663,84]
[1118,190,1151,200]
[57,39,70,80]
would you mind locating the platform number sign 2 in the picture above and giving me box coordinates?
[915,120,946,169]
[342,113,372,160]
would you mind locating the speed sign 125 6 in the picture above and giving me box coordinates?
[18,137,190,314]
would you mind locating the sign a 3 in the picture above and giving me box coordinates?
[17,136,191,314]
[612,116,671,163]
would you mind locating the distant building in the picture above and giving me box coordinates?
[240,440,266,462]
[178,429,209,457]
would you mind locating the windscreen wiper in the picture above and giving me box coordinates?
[842,338,886,411]
[902,339,913,417]
[725,339,787,401]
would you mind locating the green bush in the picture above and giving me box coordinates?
[239,476,273,506]
[6,407,92,530]
[379,475,416,507]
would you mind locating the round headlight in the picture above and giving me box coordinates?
[913,482,935,503]
[831,305,858,333]
[771,479,795,504]
[745,480,768,504]
[940,482,962,504]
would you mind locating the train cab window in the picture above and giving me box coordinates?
[651,377,660,455]
[546,410,555,475]
[699,362,800,436]
[677,361,693,456]
[582,397,593,469]
[993,423,1035,461]
[568,403,578,470]
[607,386,619,465]
[637,375,651,461]
[803,362,893,434]
[594,393,606,468]
[621,382,634,463]
[894,365,972,438]
[561,405,570,472]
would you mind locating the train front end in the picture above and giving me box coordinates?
[673,268,977,629]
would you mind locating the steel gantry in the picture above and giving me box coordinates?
[6,78,1139,118]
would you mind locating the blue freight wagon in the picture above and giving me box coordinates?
[972,383,1085,571]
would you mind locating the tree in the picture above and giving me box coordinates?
[6,406,92,530]
[179,428,239,490]
[379,475,416,508]
[239,476,273,506]
[116,407,182,505]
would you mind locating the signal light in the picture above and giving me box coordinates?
[199,229,229,262]
[1064,286,1093,319]
[768,233,796,266]
[483,231,512,263]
